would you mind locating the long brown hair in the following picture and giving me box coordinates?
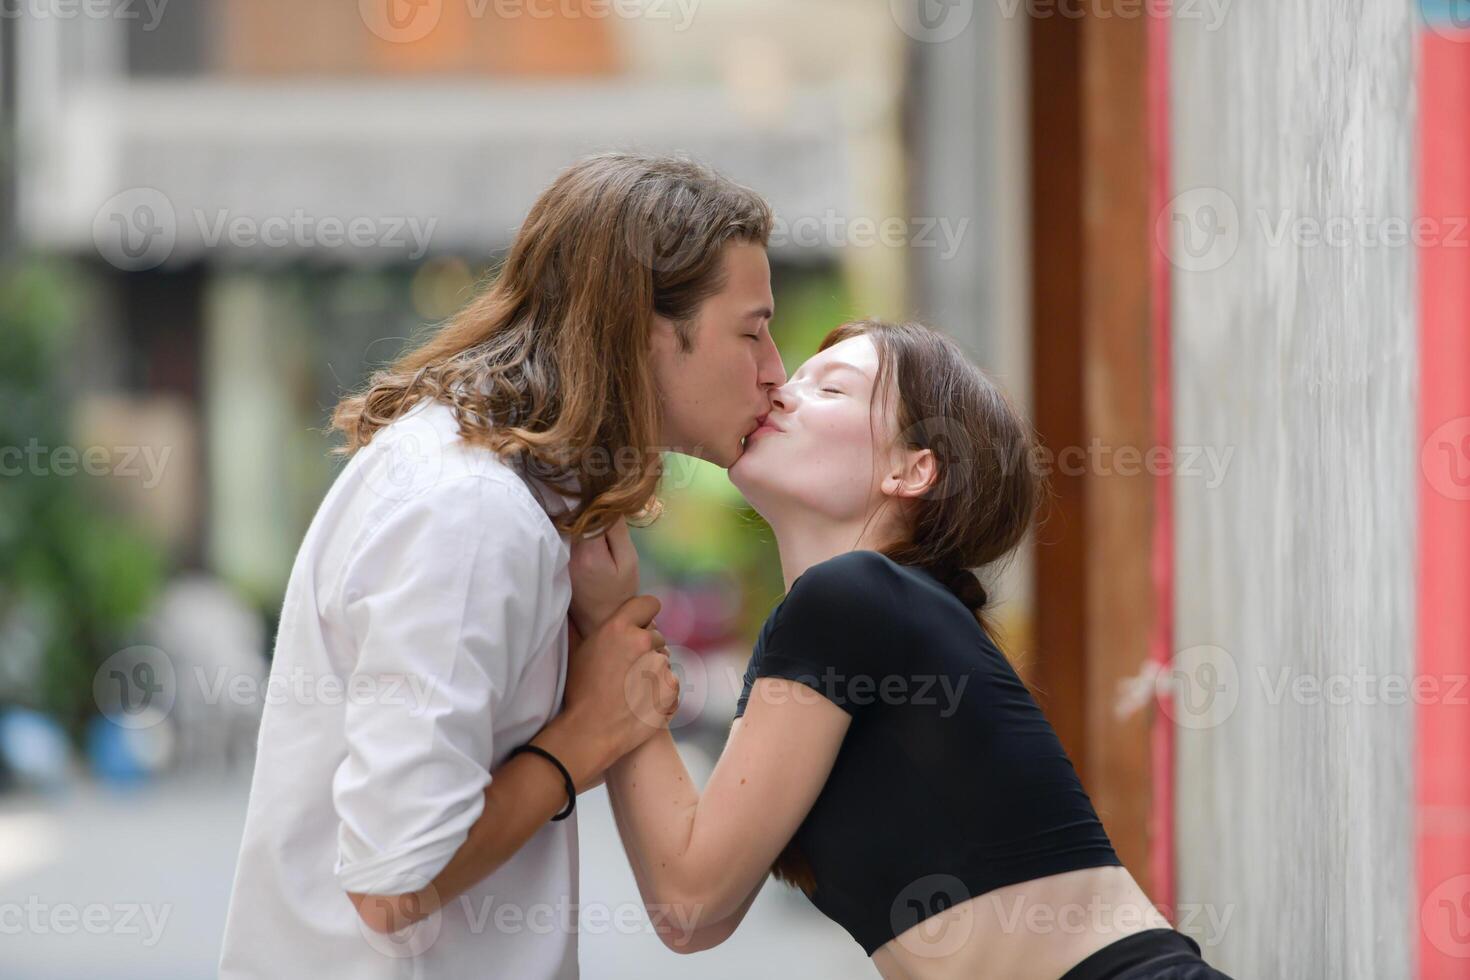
[331,152,773,537]
[769,318,1047,895]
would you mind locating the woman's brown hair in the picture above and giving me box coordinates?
[769,318,1047,895]
[331,152,773,537]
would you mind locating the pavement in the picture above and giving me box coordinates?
[0,742,872,979]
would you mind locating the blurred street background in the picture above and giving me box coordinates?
[2,1,1469,978]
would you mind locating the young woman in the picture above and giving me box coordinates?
[567,319,1234,980]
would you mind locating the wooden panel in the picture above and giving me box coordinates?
[1029,2,1157,895]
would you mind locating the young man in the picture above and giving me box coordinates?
[219,153,786,978]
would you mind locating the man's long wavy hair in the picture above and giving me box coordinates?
[331,152,773,537]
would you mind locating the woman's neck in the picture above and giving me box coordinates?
[768,511,901,594]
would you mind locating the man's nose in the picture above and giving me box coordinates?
[759,334,787,390]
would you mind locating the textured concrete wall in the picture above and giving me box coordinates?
[1168,2,1416,976]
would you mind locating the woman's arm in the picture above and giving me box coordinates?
[606,769,765,953]
[565,518,849,945]
[604,680,851,937]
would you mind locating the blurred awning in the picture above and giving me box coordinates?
[20,81,861,266]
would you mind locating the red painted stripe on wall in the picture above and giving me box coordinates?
[1146,4,1175,915]
[1416,25,1470,980]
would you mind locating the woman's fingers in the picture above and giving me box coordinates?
[660,665,681,715]
[604,516,635,572]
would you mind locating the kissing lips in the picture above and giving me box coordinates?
[741,412,770,451]
[742,407,789,450]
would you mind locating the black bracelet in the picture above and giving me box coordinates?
[509,744,576,821]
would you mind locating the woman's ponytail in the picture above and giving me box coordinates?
[939,566,989,618]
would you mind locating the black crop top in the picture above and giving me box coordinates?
[734,550,1121,955]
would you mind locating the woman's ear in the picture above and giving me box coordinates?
[885,447,938,500]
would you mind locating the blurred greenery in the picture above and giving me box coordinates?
[0,255,854,738]
[0,259,165,742]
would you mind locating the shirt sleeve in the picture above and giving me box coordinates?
[330,474,560,896]
[734,551,895,719]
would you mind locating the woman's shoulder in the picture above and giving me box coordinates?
[742,553,908,711]
[767,550,933,638]
[793,549,905,593]
[788,549,933,602]
[773,550,993,651]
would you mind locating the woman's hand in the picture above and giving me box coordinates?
[569,516,641,636]
[534,594,678,790]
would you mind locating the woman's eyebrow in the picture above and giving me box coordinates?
[792,361,868,384]
[824,362,868,380]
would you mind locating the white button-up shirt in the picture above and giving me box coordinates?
[220,397,580,979]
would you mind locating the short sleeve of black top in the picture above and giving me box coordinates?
[734,550,1121,956]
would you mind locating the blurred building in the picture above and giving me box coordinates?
[9,0,910,603]
[7,3,1463,979]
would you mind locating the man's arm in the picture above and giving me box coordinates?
[330,476,675,932]
[348,705,610,932]
[349,606,670,933]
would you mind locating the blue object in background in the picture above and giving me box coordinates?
[85,712,175,787]
[0,707,73,792]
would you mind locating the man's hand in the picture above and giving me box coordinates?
[568,516,640,636]
[536,594,678,790]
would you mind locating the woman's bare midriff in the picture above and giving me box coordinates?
[869,865,1173,980]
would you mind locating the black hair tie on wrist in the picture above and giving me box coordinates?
[509,744,576,821]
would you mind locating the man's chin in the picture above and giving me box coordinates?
[719,443,745,471]
[678,440,742,471]
[729,435,761,469]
